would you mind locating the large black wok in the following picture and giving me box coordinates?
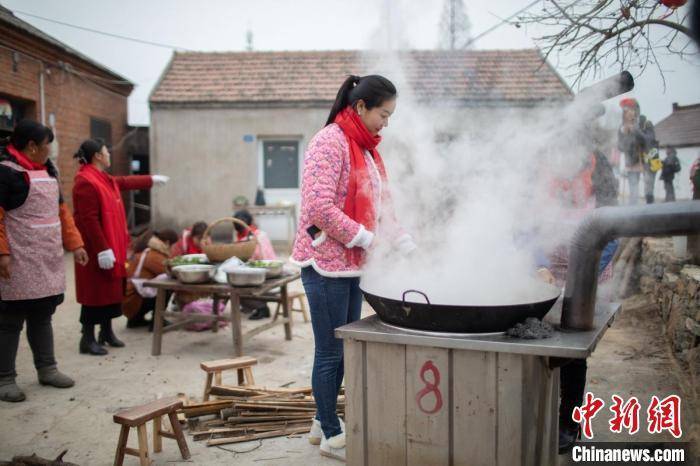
[362,284,561,333]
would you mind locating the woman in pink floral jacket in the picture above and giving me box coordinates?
[291,75,414,461]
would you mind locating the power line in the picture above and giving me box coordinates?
[463,0,541,48]
[12,9,192,51]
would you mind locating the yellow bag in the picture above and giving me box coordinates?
[650,157,663,173]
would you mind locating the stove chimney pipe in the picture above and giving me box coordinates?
[561,201,700,330]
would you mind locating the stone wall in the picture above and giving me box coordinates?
[639,238,700,402]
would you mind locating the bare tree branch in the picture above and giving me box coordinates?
[515,0,694,85]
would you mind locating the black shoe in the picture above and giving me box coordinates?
[249,306,271,320]
[126,317,151,328]
[558,425,580,454]
[79,335,108,356]
[99,329,125,348]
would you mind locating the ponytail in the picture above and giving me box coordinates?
[74,138,105,165]
[326,75,361,126]
[325,74,397,126]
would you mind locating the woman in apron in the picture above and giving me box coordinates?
[0,119,88,402]
[72,139,169,355]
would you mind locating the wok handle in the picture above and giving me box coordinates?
[402,289,431,306]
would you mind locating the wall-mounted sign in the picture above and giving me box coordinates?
[243,134,255,143]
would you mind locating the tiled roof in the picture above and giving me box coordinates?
[0,5,132,84]
[150,49,571,107]
[655,103,700,148]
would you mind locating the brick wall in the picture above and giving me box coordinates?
[0,32,132,208]
[639,238,700,405]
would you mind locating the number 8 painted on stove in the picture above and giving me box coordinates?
[416,360,443,414]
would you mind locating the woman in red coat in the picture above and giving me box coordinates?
[72,139,168,355]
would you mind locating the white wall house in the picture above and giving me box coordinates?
[655,102,700,201]
[148,50,571,244]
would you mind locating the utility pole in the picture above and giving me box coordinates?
[246,28,253,51]
[450,0,455,50]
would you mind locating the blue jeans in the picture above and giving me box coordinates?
[301,266,362,439]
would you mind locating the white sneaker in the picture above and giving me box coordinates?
[309,417,344,445]
[320,431,346,462]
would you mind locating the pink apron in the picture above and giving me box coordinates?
[0,161,65,300]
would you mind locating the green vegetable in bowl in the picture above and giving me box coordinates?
[169,256,206,267]
[248,260,283,268]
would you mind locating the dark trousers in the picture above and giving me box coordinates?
[130,297,156,321]
[302,266,363,439]
[80,304,122,325]
[560,358,587,431]
[0,301,58,379]
[664,179,676,202]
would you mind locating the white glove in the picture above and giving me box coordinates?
[152,175,169,186]
[395,234,417,255]
[355,228,374,250]
[97,249,116,270]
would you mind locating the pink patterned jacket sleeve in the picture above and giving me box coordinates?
[302,125,362,245]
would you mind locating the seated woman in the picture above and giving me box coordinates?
[170,221,207,257]
[233,209,277,320]
[233,209,276,261]
[123,229,178,329]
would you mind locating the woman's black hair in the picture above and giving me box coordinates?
[154,229,179,246]
[133,229,179,254]
[74,138,106,165]
[191,221,208,238]
[3,119,59,180]
[233,209,253,234]
[325,74,397,126]
[9,119,54,150]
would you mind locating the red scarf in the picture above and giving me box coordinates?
[334,106,388,266]
[77,164,129,278]
[236,225,258,242]
[6,144,46,171]
[180,229,202,254]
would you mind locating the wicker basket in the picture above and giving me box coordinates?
[202,217,258,263]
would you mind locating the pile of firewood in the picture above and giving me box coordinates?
[180,385,344,447]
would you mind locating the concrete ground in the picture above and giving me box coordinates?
[0,257,696,465]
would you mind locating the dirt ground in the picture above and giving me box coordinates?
[0,256,696,465]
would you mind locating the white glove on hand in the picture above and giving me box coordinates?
[97,249,116,270]
[395,234,417,255]
[355,228,374,250]
[346,225,374,250]
[152,175,169,186]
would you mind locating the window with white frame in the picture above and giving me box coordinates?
[262,140,300,189]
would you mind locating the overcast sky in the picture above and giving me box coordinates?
[3,0,699,126]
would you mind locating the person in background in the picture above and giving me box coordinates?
[123,229,178,329]
[660,147,681,202]
[291,74,415,461]
[538,120,619,454]
[233,209,277,261]
[617,98,655,204]
[72,139,169,356]
[0,119,88,402]
[233,209,276,320]
[170,221,207,257]
[692,153,700,200]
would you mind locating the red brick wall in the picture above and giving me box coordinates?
[0,31,132,208]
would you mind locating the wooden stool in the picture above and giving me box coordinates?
[113,396,190,466]
[201,356,257,401]
[274,291,309,323]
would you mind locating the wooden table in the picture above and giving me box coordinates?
[246,204,297,252]
[144,272,300,357]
